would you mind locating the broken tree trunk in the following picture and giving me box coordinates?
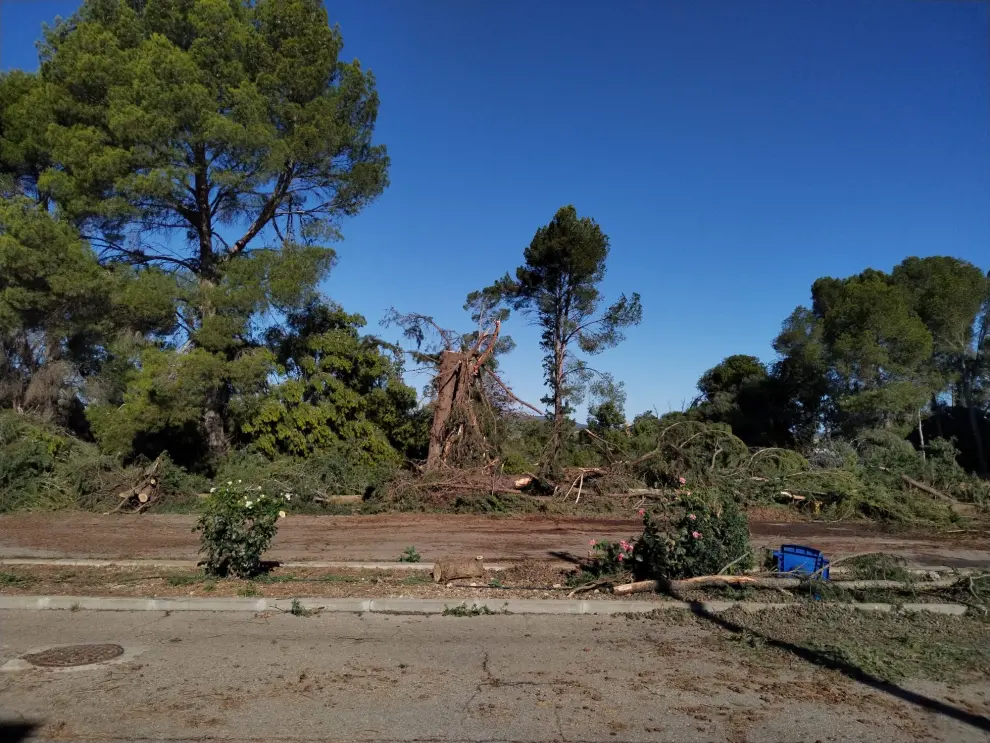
[432,556,486,583]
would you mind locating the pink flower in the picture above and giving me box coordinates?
[688,514,696,521]
[589,539,597,547]
[692,531,702,540]
[684,490,692,496]
[617,553,624,561]
[638,509,645,516]
[678,477,687,485]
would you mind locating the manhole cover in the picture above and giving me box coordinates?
[22,644,125,668]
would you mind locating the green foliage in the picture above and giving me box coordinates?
[583,538,635,578]
[398,546,421,563]
[213,446,396,504]
[195,482,287,578]
[632,493,752,581]
[242,301,420,461]
[483,205,642,478]
[0,409,205,513]
[443,603,499,617]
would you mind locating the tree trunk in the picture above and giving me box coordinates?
[426,351,461,470]
[542,338,566,482]
[961,376,988,475]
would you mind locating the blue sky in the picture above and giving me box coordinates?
[2,0,988,418]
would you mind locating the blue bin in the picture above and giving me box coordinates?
[773,544,830,580]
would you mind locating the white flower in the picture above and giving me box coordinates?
[245,500,253,508]
[284,493,292,502]
[209,487,216,493]
[259,494,265,500]
[278,511,286,519]
[237,479,242,484]
[227,481,232,486]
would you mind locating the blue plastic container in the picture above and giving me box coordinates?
[773,544,830,580]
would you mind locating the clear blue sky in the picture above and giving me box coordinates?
[2,0,988,418]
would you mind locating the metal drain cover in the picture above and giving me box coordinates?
[22,644,125,668]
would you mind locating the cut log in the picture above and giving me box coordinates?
[313,495,363,504]
[613,580,660,595]
[432,556,486,583]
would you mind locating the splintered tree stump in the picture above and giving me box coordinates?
[432,556,486,583]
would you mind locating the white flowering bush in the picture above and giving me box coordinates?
[195,481,289,577]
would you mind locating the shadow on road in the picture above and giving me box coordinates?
[686,600,990,733]
[0,721,38,742]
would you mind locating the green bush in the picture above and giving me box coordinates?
[195,482,288,577]
[214,445,396,507]
[582,538,635,577]
[632,492,752,580]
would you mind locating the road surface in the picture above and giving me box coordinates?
[1,513,988,567]
[1,609,988,742]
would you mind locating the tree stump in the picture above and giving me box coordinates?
[432,556,486,583]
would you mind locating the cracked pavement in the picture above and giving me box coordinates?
[1,609,988,742]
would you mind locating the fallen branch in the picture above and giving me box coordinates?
[613,580,661,596]
[900,474,953,503]
[566,578,613,597]
[612,576,961,594]
[717,551,752,575]
[484,370,544,416]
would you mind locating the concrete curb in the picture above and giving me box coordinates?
[0,595,970,616]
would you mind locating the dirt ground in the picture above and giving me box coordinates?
[0,563,973,605]
[1,512,988,567]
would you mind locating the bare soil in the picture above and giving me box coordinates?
[0,563,972,605]
[1,512,988,567]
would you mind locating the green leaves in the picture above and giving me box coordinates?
[483,205,642,477]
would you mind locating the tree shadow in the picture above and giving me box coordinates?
[0,721,38,742]
[547,550,584,565]
[686,600,990,733]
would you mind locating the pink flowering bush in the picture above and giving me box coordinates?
[581,538,635,578]
[631,492,752,580]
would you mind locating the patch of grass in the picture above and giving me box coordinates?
[237,582,260,597]
[320,573,361,583]
[69,602,81,612]
[0,571,36,587]
[289,598,320,617]
[202,580,216,592]
[165,573,203,587]
[253,573,298,584]
[398,546,421,563]
[443,602,500,617]
[714,605,990,683]
[398,572,432,586]
[488,578,504,589]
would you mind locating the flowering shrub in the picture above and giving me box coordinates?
[196,481,288,578]
[583,537,635,577]
[631,492,751,580]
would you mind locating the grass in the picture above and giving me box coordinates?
[443,602,502,617]
[289,598,320,617]
[165,573,204,587]
[398,546,421,563]
[714,604,990,683]
[237,582,260,597]
[398,572,433,586]
[0,571,36,587]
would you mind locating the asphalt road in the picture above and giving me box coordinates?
[1,609,987,742]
